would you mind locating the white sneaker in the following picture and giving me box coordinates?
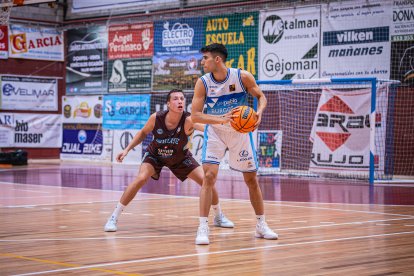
[195,225,210,245]
[214,213,235,228]
[255,222,278,240]
[104,218,117,232]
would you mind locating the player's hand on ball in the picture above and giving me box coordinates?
[253,111,262,130]
[221,110,237,124]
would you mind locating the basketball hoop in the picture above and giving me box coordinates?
[0,0,13,26]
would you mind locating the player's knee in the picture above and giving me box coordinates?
[244,174,258,187]
[133,175,149,186]
[204,171,217,185]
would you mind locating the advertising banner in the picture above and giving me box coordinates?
[0,113,62,148]
[62,95,102,124]
[0,25,8,59]
[108,58,152,92]
[66,26,108,94]
[257,130,282,173]
[154,17,203,56]
[259,6,320,80]
[112,129,142,164]
[0,75,58,111]
[72,0,179,13]
[321,0,391,79]
[103,94,151,129]
[108,23,153,60]
[0,113,14,147]
[309,86,388,174]
[152,54,201,91]
[60,123,112,161]
[8,23,63,61]
[391,1,414,86]
[205,12,258,78]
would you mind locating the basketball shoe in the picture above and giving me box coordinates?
[255,222,278,240]
[213,213,234,228]
[195,225,210,245]
[104,217,117,232]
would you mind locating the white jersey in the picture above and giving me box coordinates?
[201,68,247,131]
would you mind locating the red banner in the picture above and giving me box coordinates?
[0,25,8,59]
[108,23,153,60]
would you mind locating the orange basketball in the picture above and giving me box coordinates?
[230,106,257,133]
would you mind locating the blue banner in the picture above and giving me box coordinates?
[103,94,151,129]
[61,124,103,155]
[154,17,203,56]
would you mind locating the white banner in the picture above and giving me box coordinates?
[71,0,179,13]
[259,6,320,80]
[62,95,103,124]
[1,113,62,148]
[321,0,392,79]
[112,129,142,164]
[0,75,58,111]
[392,0,414,38]
[9,23,64,61]
[0,113,14,147]
[309,86,388,174]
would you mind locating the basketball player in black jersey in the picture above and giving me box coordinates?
[104,89,234,232]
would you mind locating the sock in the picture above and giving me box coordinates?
[110,202,125,221]
[256,215,266,224]
[211,204,222,216]
[199,217,208,226]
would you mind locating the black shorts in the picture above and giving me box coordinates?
[142,152,199,181]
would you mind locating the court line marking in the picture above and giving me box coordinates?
[10,230,414,276]
[2,181,414,218]
[0,252,142,276]
[1,217,413,243]
[3,179,414,208]
[7,189,51,194]
[264,201,414,218]
[2,191,413,219]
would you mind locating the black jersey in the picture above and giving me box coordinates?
[146,110,192,166]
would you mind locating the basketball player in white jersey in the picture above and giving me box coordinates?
[191,43,278,245]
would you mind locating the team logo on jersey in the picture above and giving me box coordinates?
[229,84,236,91]
[157,128,163,135]
[177,126,181,133]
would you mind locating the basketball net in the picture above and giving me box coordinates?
[0,0,13,26]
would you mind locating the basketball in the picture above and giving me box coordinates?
[230,106,257,133]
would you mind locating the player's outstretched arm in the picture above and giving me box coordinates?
[241,70,267,128]
[184,115,205,136]
[116,113,156,163]
[191,79,234,125]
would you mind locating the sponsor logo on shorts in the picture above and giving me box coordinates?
[207,155,218,160]
[239,150,249,157]
[183,158,192,167]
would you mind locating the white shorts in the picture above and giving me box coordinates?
[201,125,258,172]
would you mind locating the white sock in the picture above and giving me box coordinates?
[211,204,222,216]
[256,215,266,224]
[110,202,125,221]
[199,217,208,226]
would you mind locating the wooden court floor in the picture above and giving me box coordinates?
[1,162,414,275]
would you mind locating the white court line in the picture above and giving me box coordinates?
[264,201,414,218]
[0,196,58,199]
[8,189,51,194]
[2,216,414,243]
[10,231,414,276]
[2,181,414,218]
[3,193,413,219]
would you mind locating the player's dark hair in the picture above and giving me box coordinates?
[200,43,228,62]
[167,89,184,102]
